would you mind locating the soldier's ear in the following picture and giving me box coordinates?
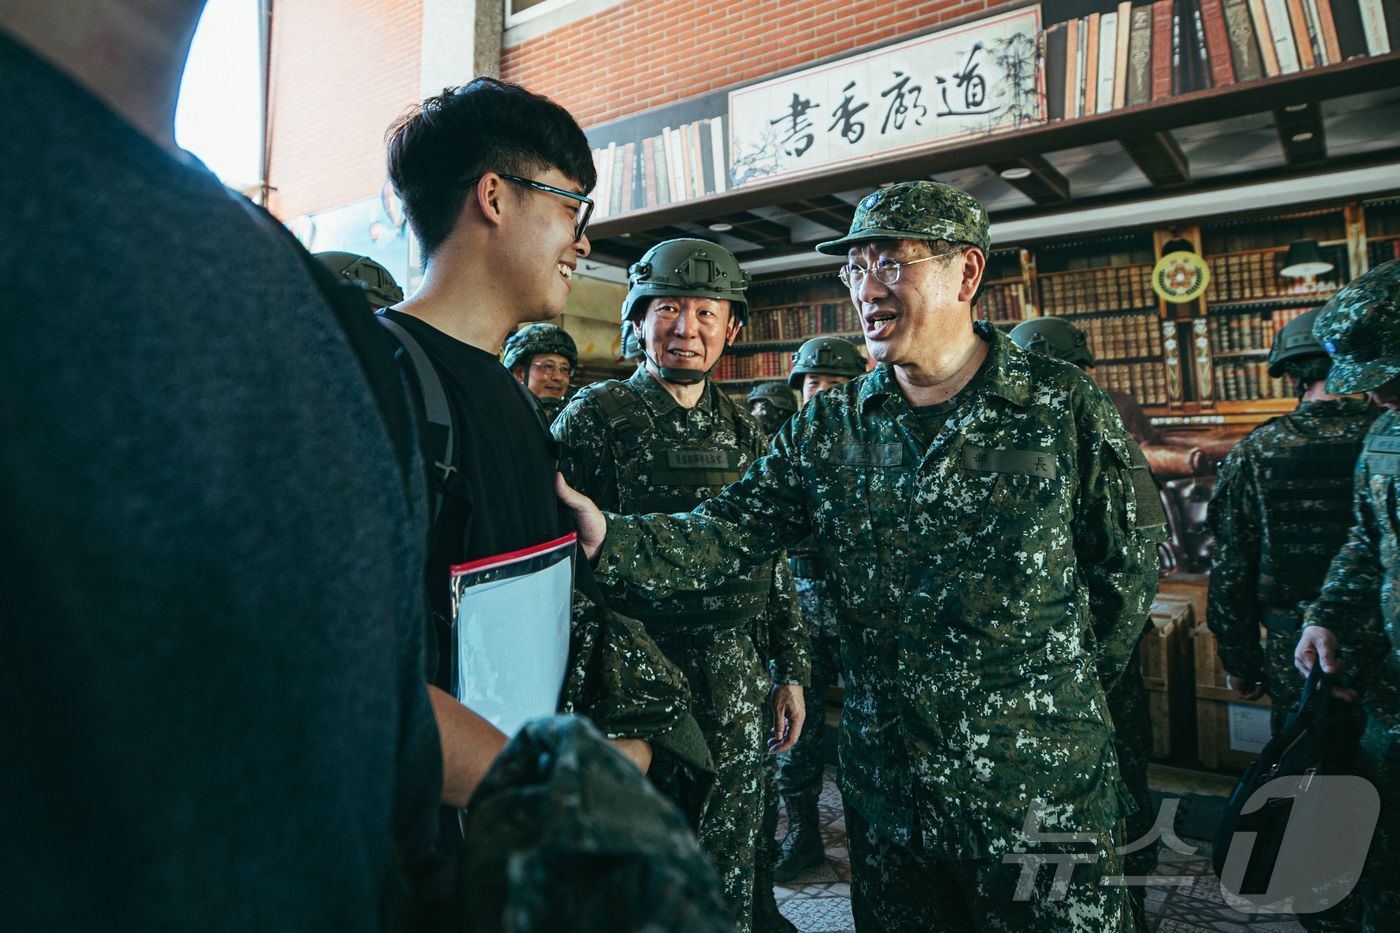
[956,247,985,303]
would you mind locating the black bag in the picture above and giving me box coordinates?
[1212,667,1362,892]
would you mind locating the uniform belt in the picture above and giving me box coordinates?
[1262,606,1304,632]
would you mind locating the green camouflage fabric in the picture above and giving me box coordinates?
[501,322,578,370]
[1208,398,1378,693]
[553,366,809,933]
[1303,408,1400,932]
[1314,259,1400,395]
[458,715,733,933]
[845,799,1134,932]
[595,323,1164,893]
[777,575,841,809]
[1108,629,1154,930]
[815,180,991,255]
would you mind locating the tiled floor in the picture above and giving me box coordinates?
[771,765,1308,932]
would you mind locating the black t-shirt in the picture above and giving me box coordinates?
[380,311,566,682]
[1,29,440,931]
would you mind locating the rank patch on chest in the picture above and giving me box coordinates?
[664,450,740,470]
[961,445,1057,478]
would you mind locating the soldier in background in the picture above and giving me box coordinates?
[553,238,809,933]
[503,322,578,424]
[1209,308,1375,732]
[773,336,867,882]
[559,183,1165,931]
[1296,260,1400,931]
[1009,315,1158,925]
[749,382,799,437]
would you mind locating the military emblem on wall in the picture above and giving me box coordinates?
[1153,250,1211,303]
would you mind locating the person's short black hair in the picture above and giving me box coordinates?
[386,77,597,262]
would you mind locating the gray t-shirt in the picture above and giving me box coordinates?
[0,29,440,931]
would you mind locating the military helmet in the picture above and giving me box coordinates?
[502,323,578,371]
[787,336,866,388]
[315,251,404,309]
[622,238,750,325]
[1009,316,1095,368]
[620,322,644,360]
[1314,259,1400,394]
[1267,308,1328,378]
[748,381,798,413]
[815,181,990,255]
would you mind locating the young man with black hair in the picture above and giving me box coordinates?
[380,78,709,876]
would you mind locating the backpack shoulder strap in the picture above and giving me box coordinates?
[375,313,457,525]
[587,381,652,459]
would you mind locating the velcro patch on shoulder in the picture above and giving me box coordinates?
[1123,441,1167,529]
[961,445,1057,479]
[827,443,905,466]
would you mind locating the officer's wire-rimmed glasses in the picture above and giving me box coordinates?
[530,360,573,377]
[462,173,594,242]
[837,247,963,289]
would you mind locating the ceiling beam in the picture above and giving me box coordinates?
[705,211,793,244]
[1120,131,1191,187]
[1274,101,1328,165]
[986,154,1071,204]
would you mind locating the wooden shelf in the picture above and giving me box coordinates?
[1207,296,1333,312]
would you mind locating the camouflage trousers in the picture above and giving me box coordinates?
[653,627,769,933]
[1322,713,1397,933]
[777,576,841,807]
[1107,627,1155,889]
[845,802,1137,932]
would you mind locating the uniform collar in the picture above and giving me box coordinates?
[856,321,1033,414]
[626,363,717,416]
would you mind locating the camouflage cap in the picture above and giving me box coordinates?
[815,180,990,255]
[1313,259,1400,394]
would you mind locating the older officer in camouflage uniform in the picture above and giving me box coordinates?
[774,335,867,881]
[559,182,1165,932]
[1009,316,1158,926]
[1297,259,1400,931]
[503,322,578,423]
[552,238,810,933]
[1210,308,1376,734]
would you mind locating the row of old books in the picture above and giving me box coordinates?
[737,302,861,343]
[1038,264,1156,315]
[1073,310,1166,359]
[1204,249,1341,302]
[1367,235,1400,267]
[1208,305,1311,351]
[1043,0,1396,122]
[1095,362,1173,404]
[981,282,1028,322]
[1215,359,1291,399]
[713,350,791,382]
[590,116,728,220]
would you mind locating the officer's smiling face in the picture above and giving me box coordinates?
[637,296,740,379]
[846,239,974,367]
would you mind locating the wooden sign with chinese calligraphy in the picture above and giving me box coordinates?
[727,6,1044,188]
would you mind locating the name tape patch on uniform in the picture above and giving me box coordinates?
[1368,452,1400,476]
[665,450,741,470]
[828,443,905,466]
[961,445,1057,478]
[1366,435,1400,455]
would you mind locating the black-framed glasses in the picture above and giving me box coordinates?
[498,173,594,242]
[837,247,962,288]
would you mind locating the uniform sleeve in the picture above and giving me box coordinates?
[1304,446,1393,685]
[552,394,621,513]
[1205,445,1267,683]
[1073,391,1166,689]
[762,554,810,685]
[597,414,814,597]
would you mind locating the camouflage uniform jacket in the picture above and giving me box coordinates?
[595,323,1165,857]
[1305,408,1400,725]
[554,366,809,685]
[1208,397,1377,682]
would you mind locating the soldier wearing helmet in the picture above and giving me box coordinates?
[552,238,809,933]
[748,382,798,438]
[1295,260,1400,931]
[502,322,578,423]
[771,335,865,882]
[559,181,1164,931]
[315,251,406,309]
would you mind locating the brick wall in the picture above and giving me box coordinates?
[501,0,1016,129]
[265,0,424,219]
